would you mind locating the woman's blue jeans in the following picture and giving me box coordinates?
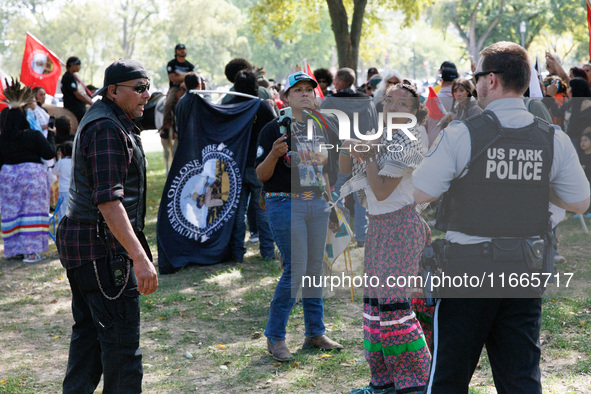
[264,196,329,340]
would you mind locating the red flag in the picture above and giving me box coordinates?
[0,72,8,111]
[587,0,591,60]
[305,61,324,99]
[20,32,63,96]
[425,87,446,120]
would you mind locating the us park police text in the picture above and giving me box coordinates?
[486,147,544,181]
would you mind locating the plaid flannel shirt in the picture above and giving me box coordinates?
[57,98,144,269]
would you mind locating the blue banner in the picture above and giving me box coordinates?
[157,93,261,273]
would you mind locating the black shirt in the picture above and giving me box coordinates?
[0,129,56,168]
[226,96,276,167]
[255,114,339,193]
[61,71,86,121]
[167,58,195,87]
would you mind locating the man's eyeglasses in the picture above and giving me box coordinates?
[116,83,150,94]
[474,70,504,83]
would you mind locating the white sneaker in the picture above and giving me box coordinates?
[248,234,259,243]
[23,253,44,263]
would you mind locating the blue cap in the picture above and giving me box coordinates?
[284,71,317,93]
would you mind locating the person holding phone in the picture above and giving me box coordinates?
[255,71,342,361]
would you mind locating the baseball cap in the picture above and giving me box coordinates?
[367,67,379,76]
[439,61,457,71]
[284,71,317,93]
[441,67,459,82]
[368,74,383,89]
[92,59,149,98]
[175,43,186,51]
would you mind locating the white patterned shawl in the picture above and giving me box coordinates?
[339,127,426,210]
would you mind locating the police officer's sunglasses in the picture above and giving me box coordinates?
[115,83,150,94]
[474,70,504,83]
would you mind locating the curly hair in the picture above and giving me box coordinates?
[313,68,333,86]
[224,58,252,83]
[385,83,428,125]
[543,75,567,95]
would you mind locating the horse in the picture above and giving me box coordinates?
[44,104,78,134]
[134,92,177,174]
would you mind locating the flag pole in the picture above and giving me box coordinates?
[587,0,591,61]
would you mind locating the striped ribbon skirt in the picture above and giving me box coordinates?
[0,163,49,257]
[362,204,432,392]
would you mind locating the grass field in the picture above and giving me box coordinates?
[1,150,591,393]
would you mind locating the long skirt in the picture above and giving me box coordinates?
[0,163,50,257]
[363,204,431,393]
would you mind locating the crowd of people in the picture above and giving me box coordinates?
[1,39,591,393]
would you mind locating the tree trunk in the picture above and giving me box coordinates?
[452,0,505,65]
[326,0,368,77]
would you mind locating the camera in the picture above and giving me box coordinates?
[278,107,292,135]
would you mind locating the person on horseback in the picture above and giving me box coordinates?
[159,43,195,139]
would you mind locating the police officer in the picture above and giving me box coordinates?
[413,41,590,393]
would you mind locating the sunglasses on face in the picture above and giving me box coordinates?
[474,70,504,83]
[116,83,150,94]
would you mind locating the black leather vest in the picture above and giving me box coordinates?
[438,112,554,237]
[66,100,146,231]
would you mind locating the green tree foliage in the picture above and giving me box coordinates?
[247,0,432,75]
[428,0,590,64]
[360,14,466,83]
[148,0,245,85]
[237,0,335,81]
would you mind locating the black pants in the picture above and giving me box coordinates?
[63,260,142,394]
[427,297,542,394]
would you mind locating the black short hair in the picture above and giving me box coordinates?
[55,116,71,136]
[313,68,333,86]
[441,67,459,82]
[184,72,200,90]
[234,69,258,97]
[59,141,73,157]
[66,56,80,68]
[224,58,252,83]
